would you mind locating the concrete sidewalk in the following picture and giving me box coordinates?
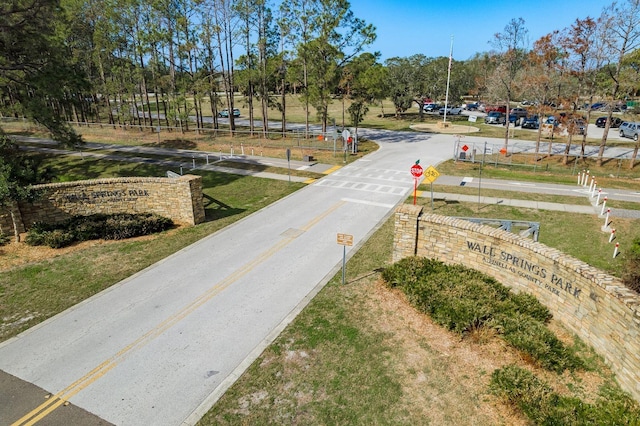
[425,191,596,214]
[421,191,640,219]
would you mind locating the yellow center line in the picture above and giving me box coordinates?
[12,200,346,426]
[322,165,342,175]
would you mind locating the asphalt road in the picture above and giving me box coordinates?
[0,130,454,425]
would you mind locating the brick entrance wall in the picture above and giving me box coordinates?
[393,204,640,402]
[0,175,205,234]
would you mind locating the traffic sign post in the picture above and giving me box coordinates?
[423,166,440,210]
[337,233,353,285]
[342,129,350,164]
[410,161,423,205]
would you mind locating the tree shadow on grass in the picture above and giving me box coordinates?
[203,194,246,222]
[432,198,461,211]
[142,139,198,150]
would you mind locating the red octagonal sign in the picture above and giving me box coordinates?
[410,163,423,178]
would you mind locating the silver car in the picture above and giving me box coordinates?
[439,106,462,115]
[484,111,506,124]
[619,122,639,141]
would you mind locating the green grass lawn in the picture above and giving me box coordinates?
[200,196,635,425]
[0,158,305,341]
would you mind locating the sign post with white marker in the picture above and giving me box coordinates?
[342,129,351,164]
[286,148,291,183]
[337,233,353,284]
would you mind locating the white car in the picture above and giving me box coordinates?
[619,122,639,141]
[439,106,462,115]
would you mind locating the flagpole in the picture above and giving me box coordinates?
[443,35,454,125]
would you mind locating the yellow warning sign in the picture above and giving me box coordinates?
[423,166,440,183]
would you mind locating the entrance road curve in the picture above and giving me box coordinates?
[0,130,452,425]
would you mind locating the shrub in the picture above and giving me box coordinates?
[0,231,9,246]
[489,364,553,409]
[381,257,581,373]
[381,257,446,289]
[42,229,76,249]
[25,213,173,248]
[493,314,583,373]
[72,214,108,241]
[500,292,552,323]
[622,237,640,294]
[102,213,173,240]
[490,365,640,425]
[24,221,55,246]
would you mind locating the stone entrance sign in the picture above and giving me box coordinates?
[392,204,640,403]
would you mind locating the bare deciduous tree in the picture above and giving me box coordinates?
[596,0,640,166]
[488,17,529,149]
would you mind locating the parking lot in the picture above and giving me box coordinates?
[425,107,629,141]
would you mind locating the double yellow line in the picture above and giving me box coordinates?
[12,200,346,425]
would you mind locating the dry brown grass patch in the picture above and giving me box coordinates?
[356,278,528,425]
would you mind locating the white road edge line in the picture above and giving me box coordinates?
[341,198,397,208]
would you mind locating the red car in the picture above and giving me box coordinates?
[485,105,507,113]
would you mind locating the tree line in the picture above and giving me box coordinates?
[2,0,640,241]
[0,0,639,157]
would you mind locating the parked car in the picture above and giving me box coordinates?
[545,116,560,126]
[508,114,521,125]
[612,103,627,112]
[439,106,462,115]
[590,102,607,111]
[619,122,639,141]
[464,102,479,111]
[569,119,587,135]
[423,103,440,112]
[521,115,539,129]
[595,116,622,128]
[509,107,528,119]
[485,105,507,113]
[484,111,506,124]
[218,108,240,118]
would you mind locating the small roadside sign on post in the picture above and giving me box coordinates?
[423,165,440,183]
[337,233,353,285]
[337,233,353,246]
[424,165,440,210]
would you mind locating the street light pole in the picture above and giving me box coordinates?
[443,35,454,125]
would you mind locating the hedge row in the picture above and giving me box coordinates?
[25,213,173,248]
[490,365,640,425]
[381,256,583,373]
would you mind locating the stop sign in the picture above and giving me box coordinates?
[410,163,423,178]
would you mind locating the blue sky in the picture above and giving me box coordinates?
[348,1,610,61]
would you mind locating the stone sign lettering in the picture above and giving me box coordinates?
[467,241,582,299]
[61,188,151,204]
